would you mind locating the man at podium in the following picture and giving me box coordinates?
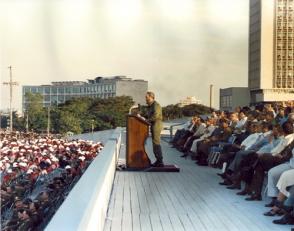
[145,91,164,167]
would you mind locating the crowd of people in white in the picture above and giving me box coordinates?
[0,131,103,231]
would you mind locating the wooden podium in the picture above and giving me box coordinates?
[126,115,151,168]
[126,115,180,172]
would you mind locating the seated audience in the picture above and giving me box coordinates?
[0,131,103,231]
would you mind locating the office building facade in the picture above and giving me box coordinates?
[22,76,148,110]
[249,0,294,103]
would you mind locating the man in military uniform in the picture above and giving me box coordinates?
[145,91,164,167]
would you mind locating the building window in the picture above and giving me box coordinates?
[51,95,58,103]
[44,95,50,101]
[58,95,64,102]
[73,87,80,94]
[44,87,50,94]
[65,95,71,101]
[58,87,64,94]
[31,87,37,93]
[37,87,43,93]
[52,87,57,94]
[65,87,72,94]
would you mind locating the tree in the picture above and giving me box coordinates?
[58,111,82,134]
[162,104,183,120]
[182,104,212,117]
[90,96,134,129]
[25,92,47,132]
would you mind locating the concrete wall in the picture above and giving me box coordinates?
[232,88,250,108]
[45,128,121,231]
[220,87,250,111]
[260,0,275,89]
[249,0,262,90]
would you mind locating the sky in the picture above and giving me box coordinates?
[0,0,249,111]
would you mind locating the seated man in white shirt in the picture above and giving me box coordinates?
[180,118,207,155]
[188,118,216,158]
[234,111,248,134]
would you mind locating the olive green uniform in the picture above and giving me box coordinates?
[147,101,163,163]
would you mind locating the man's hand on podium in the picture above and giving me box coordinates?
[137,114,146,121]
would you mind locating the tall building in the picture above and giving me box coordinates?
[249,0,294,103]
[22,76,148,110]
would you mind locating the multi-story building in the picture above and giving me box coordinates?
[249,0,294,103]
[220,87,250,112]
[22,76,148,110]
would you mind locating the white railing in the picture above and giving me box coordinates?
[45,128,122,231]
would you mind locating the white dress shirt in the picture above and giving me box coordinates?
[194,123,207,137]
[236,117,248,129]
[241,133,263,150]
[271,134,294,156]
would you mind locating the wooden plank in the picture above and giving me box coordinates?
[145,173,168,213]
[103,220,111,231]
[135,173,150,214]
[158,213,174,231]
[106,173,120,219]
[129,173,141,214]
[168,212,185,231]
[149,173,177,214]
[139,214,152,231]
[140,173,158,213]
[149,213,164,231]
[110,172,125,231]
[122,172,133,231]
[132,212,141,231]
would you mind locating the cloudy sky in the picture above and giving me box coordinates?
[0,0,249,111]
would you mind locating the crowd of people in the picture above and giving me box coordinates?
[0,131,103,231]
[171,101,294,228]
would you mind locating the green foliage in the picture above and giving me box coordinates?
[57,110,82,134]
[51,95,134,134]
[90,96,134,128]
[182,104,212,117]
[162,104,212,120]
[13,93,211,134]
[25,92,47,132]
[162,104,183,120]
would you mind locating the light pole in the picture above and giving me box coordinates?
[3,66,18,132]
[209,84,214,110]
[91,119,94,134]
[26,110,29,133]
[47,106,50,137]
